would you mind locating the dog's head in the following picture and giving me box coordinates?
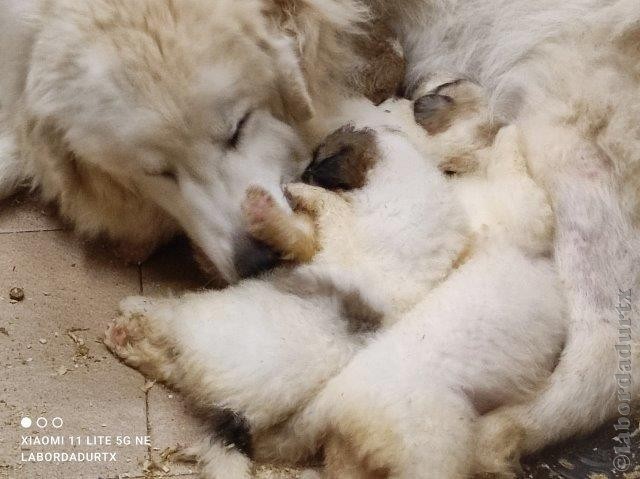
[26,0,316,282]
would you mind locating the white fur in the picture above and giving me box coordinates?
[105,92,566,477]
[0,0,366,278]
[380,1,640,473]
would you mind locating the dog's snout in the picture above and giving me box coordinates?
[233,236,280,279]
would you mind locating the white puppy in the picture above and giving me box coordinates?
[106,80,566,478]
[105,95,467,478]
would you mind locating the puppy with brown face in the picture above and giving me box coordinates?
[105,94,468,478]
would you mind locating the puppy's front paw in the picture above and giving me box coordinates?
[242,185,317,263]
[242,186,278,234]
[474,411,525,478]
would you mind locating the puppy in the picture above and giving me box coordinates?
[105,94,468,478]
[105,80,565,478]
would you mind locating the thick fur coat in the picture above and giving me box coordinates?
[0,0,391,281]
[375,0,640,475]
[105,83,566,478]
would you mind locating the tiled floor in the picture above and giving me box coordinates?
[1,193,638,479]
[0,193,300,479]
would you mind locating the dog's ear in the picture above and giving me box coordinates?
[269,36,315,123]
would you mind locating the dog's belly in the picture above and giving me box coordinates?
[395,0,618,117]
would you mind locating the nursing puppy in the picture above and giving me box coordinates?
[0,0,405,281]
[104,95,469,477]
[290,80,564,479]
[374,1,640,474]
[105,81,565,478]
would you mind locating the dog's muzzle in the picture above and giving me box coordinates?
[233,235,280,279]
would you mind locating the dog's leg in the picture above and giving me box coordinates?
[305,324,477,479]
[104,296,181,383]
[242,185,317,263]
[476,133,640,474]
[0,129,24,200]
[313,366,476,479]
[106,281,359,473]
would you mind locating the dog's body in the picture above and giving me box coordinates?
[105,84,566,477]
[372,1,640,474]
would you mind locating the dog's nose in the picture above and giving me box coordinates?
[233,236,280,279]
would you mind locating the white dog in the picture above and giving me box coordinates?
[105,81,565,478]
[371,1,640,474]
[0,0,402,281]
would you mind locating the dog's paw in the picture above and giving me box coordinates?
[474,411,525,478]
[242,185,278,234]
[105,298,177,381]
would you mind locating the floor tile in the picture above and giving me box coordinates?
[0,192,63,234]
[0,230,147,479]
[146,385,199,477]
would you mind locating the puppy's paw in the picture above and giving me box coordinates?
[243,185,318,263]
[474,411,525,478]
[105,298,177,381]
[242,185,277,231]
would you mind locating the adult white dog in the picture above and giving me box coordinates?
[372,0,640,475]
[0,0,379,281]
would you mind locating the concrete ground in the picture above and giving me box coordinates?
[0,193,301,479]
[0,193,637,479]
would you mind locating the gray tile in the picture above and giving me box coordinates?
[0,192,64,234]
[0,230,147,479]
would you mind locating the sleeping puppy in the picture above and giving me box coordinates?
[105,80,565,478]
[104,94,468,478]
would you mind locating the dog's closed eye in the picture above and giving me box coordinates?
[145,168,178,183]
[227,111,252,148]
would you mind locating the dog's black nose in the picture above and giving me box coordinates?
[233,236,279,279]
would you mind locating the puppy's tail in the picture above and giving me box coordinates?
[0,131,25,201]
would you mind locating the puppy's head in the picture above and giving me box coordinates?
[302,99,434,195]
[26,0,316,282]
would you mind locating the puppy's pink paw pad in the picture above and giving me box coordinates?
[243,186,276,226]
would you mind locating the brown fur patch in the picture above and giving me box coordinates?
[242,185,318,263]
[351,18,406,104]
[414,80,484,135]
[341,291,384,334]
[303,126,379,191]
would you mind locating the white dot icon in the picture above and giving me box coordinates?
[20,417,32,428]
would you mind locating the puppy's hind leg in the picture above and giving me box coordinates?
[104,296,180,383]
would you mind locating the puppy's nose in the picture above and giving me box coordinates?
[233,236,279,279]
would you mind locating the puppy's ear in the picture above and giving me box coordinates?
[413,93,455,135]
[270,36,315,123]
